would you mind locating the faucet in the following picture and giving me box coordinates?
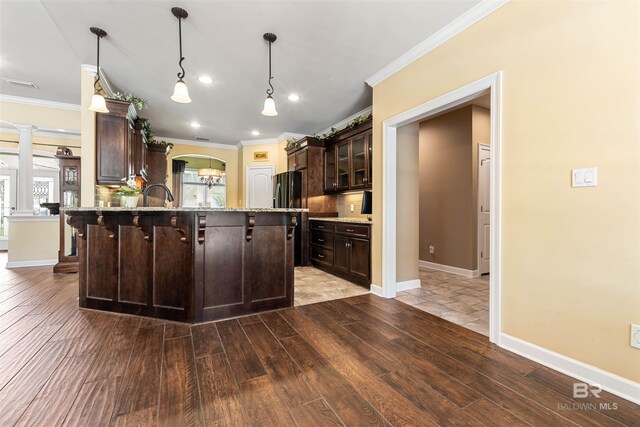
[143,184,175,207]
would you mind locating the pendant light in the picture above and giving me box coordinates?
[171,7,192,103]
[261,33,278,116]
[198,158,223,188]
[89,27,109,113]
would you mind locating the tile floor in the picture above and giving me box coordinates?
[294,266,369,306]
[396,268,490,336]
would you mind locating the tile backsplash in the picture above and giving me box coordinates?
[337,192,367,218]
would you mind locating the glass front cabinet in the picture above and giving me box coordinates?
[54,154,81,273]
[324,126,372,193]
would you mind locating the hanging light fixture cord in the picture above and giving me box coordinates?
[177,16,185,80]
[95,34,101,92]
[266,39,273,96]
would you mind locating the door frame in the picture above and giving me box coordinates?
[245,164,275,208]
[380,71,503,344]
[477,143,491,275]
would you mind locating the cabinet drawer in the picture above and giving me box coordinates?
[310,231,333,250]
[310,221,334,232]
[310,245,333,266]
[335,223,369,238]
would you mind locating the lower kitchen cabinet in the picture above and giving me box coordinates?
[309,220,371,287]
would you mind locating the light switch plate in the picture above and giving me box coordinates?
[631,324,640,350]
[572,167,597,188]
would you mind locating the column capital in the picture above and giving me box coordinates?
[14,124,35,133]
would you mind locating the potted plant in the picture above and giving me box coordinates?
[115,187,142,208]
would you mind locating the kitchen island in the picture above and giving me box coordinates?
[66,207,304,323]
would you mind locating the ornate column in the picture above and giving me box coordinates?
[15,124,34,215]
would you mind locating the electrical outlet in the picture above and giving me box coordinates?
[350,204,354,213]
[429,245,435,254]
[631,324,640,350]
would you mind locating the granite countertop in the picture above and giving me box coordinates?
[309,217,372,224]
[65,207,308,213]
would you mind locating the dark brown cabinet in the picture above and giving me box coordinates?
[287,149,307,171]
[54,154,81,274]
[323,118,372,193]
[130,121,148,180]
[309,219,371,286]
[145,144,171,206]
[96,98,135,185]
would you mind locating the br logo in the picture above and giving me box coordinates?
[573,382,602,398]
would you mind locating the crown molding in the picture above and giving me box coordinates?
[365,0,510,87]
[0,126,81,141]
[237,132,308,148]
[315,106,372,136]
[0,94,81,112]
[157,136,239,151]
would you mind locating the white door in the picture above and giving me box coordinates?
[478,144,491,274]
[0,169,17,250]
[246,165,274,208]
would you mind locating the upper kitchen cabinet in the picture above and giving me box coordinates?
[323,116,372,193]
[95,98,136,185]
[285,137,325,208]
[130,119,148,180]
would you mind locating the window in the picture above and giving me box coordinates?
[182,168,226,208]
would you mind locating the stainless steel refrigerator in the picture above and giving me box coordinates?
[273,171,303,265]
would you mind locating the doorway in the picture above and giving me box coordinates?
[380,71,502,343]
[246,165,275,208]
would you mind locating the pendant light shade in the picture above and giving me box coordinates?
[261,95,277,116]
[89,27,109,113]
[171,7,191,103]
[261,33,278,116]
[171,78,191,103]
[89,93,109,113]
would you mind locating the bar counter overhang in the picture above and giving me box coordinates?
[65,207,305,323]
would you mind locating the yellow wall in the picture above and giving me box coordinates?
[167,143,240,208]
[7,218,58,264]
[239,140,288,207]
[0,100,79,130]
[372,0,640,381]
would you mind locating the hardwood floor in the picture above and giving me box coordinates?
[0,265,638,426]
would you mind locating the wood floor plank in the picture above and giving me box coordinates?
[0,324,62,390]
[446,346,626,426]
[158,335,203,427]
[164,322,191,339]
[0,338,73,425]
[462,399,530,427]
[290,398,345,427]
[238,376,297,426]
[85,315,140,382]
[259,310,299,339]
[216,319,266,383]
[0,304,37,334]
[15,352,97,426]
[0,312,50,355]
[237,314,262,325]
[62,377,120,427]
[278,334,389,426]
[113,324,165,420]
[241,320,320,408]
[191,321,224,357]
[196,353,248,426]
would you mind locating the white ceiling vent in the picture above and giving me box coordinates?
[2,78,39,89]
[194,136,210,141]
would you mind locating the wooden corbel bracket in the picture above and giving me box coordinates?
[170,214,190,243]
[246,214,256,241]
[132,212,154,241]
[97,212,119,240]
[66,213,87,240]
[197,214,206,244]
[287,214,297,240]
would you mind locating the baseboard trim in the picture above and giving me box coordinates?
[396,279,421,292]
[419,260,479,278]
[500,333,640,405]
[6,259,57,268]
[369,284,386,298]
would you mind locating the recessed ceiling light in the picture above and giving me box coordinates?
[198,75,213,84]
[251,130,260,136]
[190,122,200,128]
[288,94,300,102]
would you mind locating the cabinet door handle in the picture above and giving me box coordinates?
[317,254,324,258]
[318,238,324,242]
[346,228,354,232]
[317,225,324,229]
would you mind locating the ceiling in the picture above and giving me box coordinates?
[0,0,480,145]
